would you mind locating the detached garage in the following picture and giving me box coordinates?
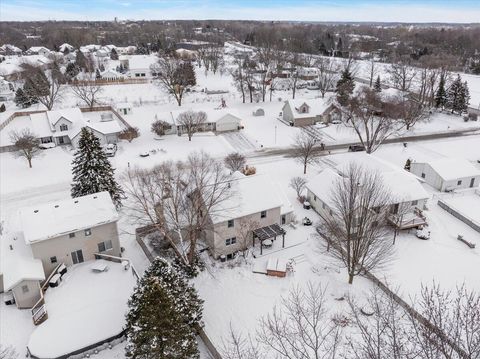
[410,158,480,192]
[213,111,243,132]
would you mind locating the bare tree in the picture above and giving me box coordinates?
[151,57,196,106]
[256,46,275,102]
[177,110,207,141]
[387,59,417,92]
[10,128,40,168]
[151,119,172,137]
[408,283,480,359]
[398,95,429,131]
[222,324,265,359]
[289,176,307,199]
[236,218,259,260]
[315,57,338,98]
[224,152,246,173]
[70,81,103,109]
[0,345,18,359]
[123,151,232,266]
[368,57,379,88]
[341,87,404,153]
[22,62,64,110]
[257,282,342,359]
[318,163,393,284]
[231,57,248,103]
[346,287,412,359]
[292,130,322,174]
[286,53,301,99]
[118,127,139,142]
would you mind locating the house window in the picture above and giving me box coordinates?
[69,232,75,238]
[421,173,426,179]
[313,195,317,201]
[260,211,267,218]
[227,219,234,228]
[457,180,462,185]
[22,285,29,294]
[97,240,113,252]
[225,237,237,246]
[50,256,57,264]
[84,228,92,236]
[60,124,68,131]
[412,200,418,206]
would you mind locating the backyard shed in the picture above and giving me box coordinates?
[253,107,265,116]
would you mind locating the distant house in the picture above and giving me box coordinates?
[59,43,75,53]
[205,173,293,259]
[175,40,211,50]
[410,158,480,192]
[253,107,265,116]
[101,69,125,81]
[306,154,430,230]
[121,55,158,78]
[116,102,132,115]
[172,108,243,134]
[153,113,177,135]
[297,67,318,80]
[282,98,330,127]
[26,46,50,56]
[0,192,120,309]
[30,108,123,147]
[0,44,22,56]
[0,76,15,100]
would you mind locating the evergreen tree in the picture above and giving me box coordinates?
[404,158,411,171]
[125,258,202,359]
[446,75,469,114]
[335,69,355,105]
[110,48,119,60]
[0,103,5,112]
[99,63,105,72]
[435,73,447,109]
[14,88,31,108]
[66,62,79,79]
[71,128,124,208]
[374,75,382,93]
[75,50,87,70]
[95,68,102,79]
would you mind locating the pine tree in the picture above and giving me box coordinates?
[125,258,202,359]
[95,68,102,79]
[404,158,411,171]
[435,73,447,109]
[110,48,119,60]
[66,62,79,79]
[0,103,5,112]
[336,69,355,105]
[71,128,124,208]
[14,88,31,108]
[75,50,87,70]
[374,75,382,93]
[446,75,469,114]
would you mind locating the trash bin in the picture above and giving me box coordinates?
[220,255,226,262]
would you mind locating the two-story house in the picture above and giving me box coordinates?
[282,98,336,127]
[0,192,120,308]
[205,173,293,259]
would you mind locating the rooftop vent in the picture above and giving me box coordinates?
[34,210,39,213]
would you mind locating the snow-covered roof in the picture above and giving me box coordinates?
[210,174,285,224]
[424,158,480,181]
[171,108,242,124]
[307,154,429,207]
[27,46,50,53]
[1,231,45,291]
[19,192,118,245]
[283,98,330,119]
[126,55,158,70]
[0,44,22,53]
[0,55,51,76]
[59,43,74,52]
[87,120,123,135]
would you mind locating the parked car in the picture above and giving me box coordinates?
[139,151,150,157]
[105,143,117,157]
[348,145,366,152]
[39,142,56,150]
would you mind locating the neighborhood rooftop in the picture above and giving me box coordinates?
[19,192,118,244]
[419,157,480,181]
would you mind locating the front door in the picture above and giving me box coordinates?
[58,136,65,145]
[470,178,475,188]
[71,249,84,264]
[281,215,286,225]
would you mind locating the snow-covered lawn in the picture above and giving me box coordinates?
[27,259,137,359]
[440,191,480,225]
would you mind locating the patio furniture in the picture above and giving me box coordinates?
[262,239,273,248]
[49,274,61,288]
[91,262,109,272]
[303,201,311,210]
[303,217,312,226]
[266,258,287,278]
[58,263,67,276]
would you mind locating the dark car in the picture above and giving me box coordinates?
[348,145,366,152]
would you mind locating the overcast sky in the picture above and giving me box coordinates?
[1,0,479,23]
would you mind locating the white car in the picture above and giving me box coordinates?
[105,143,117,157]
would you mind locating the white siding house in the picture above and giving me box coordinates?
[306,154,430,230]
[410,158,480,192]
[282,98,334,127]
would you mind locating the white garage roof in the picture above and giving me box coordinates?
[426,158,480,181]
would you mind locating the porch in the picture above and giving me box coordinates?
[388,208,427,230]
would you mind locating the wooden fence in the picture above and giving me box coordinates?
[71,78,149,86]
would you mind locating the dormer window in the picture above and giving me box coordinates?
[60,124,68,131]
